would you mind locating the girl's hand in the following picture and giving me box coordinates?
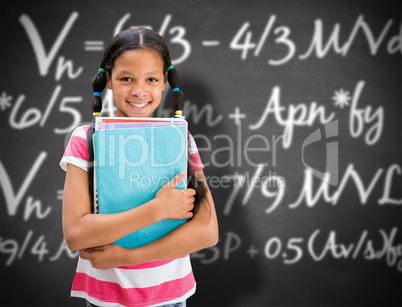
[155,172,196,220]
[79,244,128,270]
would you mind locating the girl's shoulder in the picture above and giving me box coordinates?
[187,131,199,154]
[60,125,91,172]
[71,124,90,139]
[187,131,204,172]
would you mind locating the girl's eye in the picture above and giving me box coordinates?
[148,78,158,83]
[120,77,132,82]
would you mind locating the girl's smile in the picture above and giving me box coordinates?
[107,48,167,118]
[127,100,151,112]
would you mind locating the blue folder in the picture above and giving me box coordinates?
[93,117,188,249]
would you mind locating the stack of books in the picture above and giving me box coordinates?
[93,117,188,249]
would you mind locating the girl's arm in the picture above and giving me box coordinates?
[80,169,219,269]
[62,164,195,251]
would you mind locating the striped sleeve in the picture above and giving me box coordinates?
[60,125,90,172]
[188,132,204,173]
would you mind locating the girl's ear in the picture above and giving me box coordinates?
[106,72,112,90]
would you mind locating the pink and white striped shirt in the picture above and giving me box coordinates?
[60,125,204,307]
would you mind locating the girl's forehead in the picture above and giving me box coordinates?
[114,49,164,70]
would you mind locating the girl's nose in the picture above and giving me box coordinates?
[130,83,146,97]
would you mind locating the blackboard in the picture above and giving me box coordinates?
[1,0,401,306]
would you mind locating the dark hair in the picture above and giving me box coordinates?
[87,27,207,215]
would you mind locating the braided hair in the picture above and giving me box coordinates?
[87,27,207,214]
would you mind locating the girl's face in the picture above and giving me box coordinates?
[107,48,167,118]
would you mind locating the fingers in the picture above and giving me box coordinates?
[164,171,186,188]
[187,200,195,219]
[79,250,100,269]
[188,196,196,205]
[79,246,105,260]
[79,249,92,260]
[79,247,105,269]
[185,188,196,196]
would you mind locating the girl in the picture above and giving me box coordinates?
[60,27,218,307]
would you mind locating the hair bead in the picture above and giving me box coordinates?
[94,92,101,96]
[172,87,180,93]
[167,65,174,71]
[98,68,106,73]
[93,112,100,117]
[175,110,183,115]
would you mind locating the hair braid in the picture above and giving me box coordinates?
[167,67,184,112]
[91,71,107,113]
[87,69,107,211]
[167,66,208,214]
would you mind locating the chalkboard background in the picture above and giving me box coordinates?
[1,0,401,306]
